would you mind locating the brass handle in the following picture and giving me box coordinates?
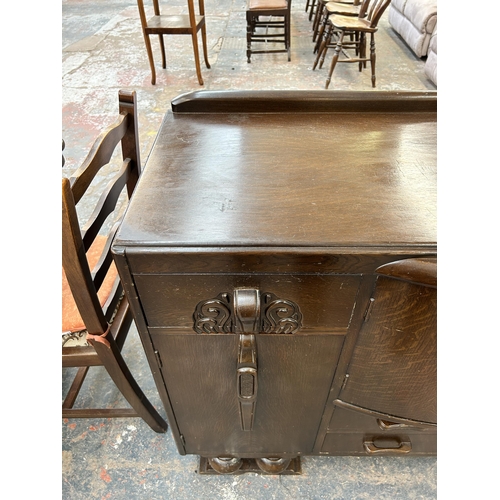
[363,438,412,454]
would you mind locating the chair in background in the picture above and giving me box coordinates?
[313,0,392,88]
[62,90,168,434]
[246,0,292,63]
[312,0,363,53]
[311,0,359,44]
[136,0,210,85]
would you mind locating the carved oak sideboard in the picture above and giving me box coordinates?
[112,90,437,474]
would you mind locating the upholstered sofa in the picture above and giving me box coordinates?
[424,29,437,85]
[388,0,437,58]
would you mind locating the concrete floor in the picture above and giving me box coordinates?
[62,0,437,498]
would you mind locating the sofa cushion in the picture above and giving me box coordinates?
[389,0,437,58]
[424,29,437,86]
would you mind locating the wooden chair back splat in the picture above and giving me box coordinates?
[62,90,168,433]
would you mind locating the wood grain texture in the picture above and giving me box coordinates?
[339,275,437,423]
[134,273,361,330]
[117,105,436,249]
[112,92,437,458]
[151,333,344,456]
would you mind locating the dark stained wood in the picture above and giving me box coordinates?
[112,91,436,464]
[376,257,437,288]
[119,92,436,249]
[170,89,437,113]
[150,333,344,456]
[338,275,437,423]
[62,90,167,433]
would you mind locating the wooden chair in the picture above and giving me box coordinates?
[246,0,292,63]
[312,0,363,53]
[136,0,211,85]
[311,0,359,43]
[62,90,168,434]
[313,0,392,88]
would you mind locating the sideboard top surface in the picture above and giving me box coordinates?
[115,91,436,251]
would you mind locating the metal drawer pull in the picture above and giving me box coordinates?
[363,438,412,454]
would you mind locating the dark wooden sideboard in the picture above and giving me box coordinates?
[112,90,437,474]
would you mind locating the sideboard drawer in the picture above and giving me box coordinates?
[134,273,362,333]
[320,401,436,456]
[321,431,437,456]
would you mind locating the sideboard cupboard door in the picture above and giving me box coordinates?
[150,331,344,457]
[338,258,437,424]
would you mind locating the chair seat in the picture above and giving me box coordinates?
[248,0,287,10]
[62,235,118,333]
[145,14,206,34]
[329,14,374,31]
[325,2,360,15]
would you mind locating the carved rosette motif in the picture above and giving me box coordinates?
[193,290,302,334]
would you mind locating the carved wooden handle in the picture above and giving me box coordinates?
[193,288,302,431]
[193,288,302,335]
[234,290,259,431]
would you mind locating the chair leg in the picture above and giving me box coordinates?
[190,32,204,85]
[314,13,329,53]
[309,0,317,21]
[312,31,327,70]
[158,34,166,69]
[88,332,167,434]
[246,12,253,63]
[286,14,291,61]
[316,24,332,70]
[325,30,344,89]
[201,25,211,69]
[312,3,324,41]
[359,32,365,71]
[370,33,376,87]
[142,32,157,85]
